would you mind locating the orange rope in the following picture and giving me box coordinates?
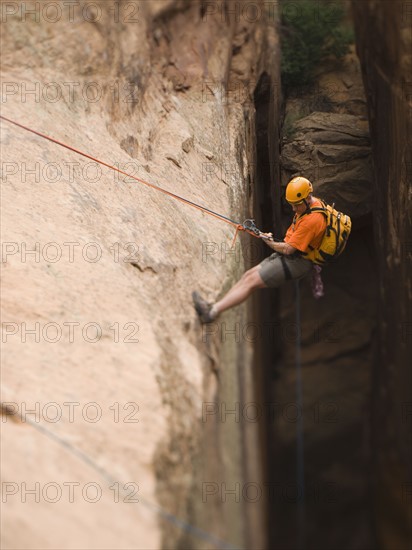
[1,115,260,247]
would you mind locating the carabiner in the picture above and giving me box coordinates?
[242,219,261,236]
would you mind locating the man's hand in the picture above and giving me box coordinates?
[260,234,297,255]
[260,232,273,241]
[260,233,278,251]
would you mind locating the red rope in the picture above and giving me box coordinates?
[1,115,260,246]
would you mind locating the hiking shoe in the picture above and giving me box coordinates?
[192,291,215,324]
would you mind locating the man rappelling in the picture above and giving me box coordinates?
[0,115,351,328]
[193,176,351,324]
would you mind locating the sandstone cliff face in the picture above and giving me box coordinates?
[352,2,412,549]
[0,2,280,548]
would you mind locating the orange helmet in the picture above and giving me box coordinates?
[286,177,313,204]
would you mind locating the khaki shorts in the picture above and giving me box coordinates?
[258,252,312,288]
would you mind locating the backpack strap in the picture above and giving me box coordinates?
[295,201,327,220]
[307,199,328,214]
[307,207,326,213]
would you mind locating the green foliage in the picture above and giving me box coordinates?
[283,110,305,139]
[281,0,354,93]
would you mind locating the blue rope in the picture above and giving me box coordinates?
[295,279,306,550]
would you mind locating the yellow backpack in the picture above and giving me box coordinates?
[301,200,352,265]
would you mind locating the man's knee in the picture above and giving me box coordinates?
[244,266,265,288]
[243,267,256,281]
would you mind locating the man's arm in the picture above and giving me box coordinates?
[266,240,297,255]
[260,233,297,255]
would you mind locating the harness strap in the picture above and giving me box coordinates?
[280,255,293,280]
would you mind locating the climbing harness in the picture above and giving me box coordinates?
[244,220,324,297]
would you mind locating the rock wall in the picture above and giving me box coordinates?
[0,2,280,548]
[351,2,412,549]
[274,12,377,549]
[281,44,373,220]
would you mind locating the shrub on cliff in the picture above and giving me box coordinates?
[281,0,354,93]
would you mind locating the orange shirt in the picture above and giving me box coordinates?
[284,198,327,253]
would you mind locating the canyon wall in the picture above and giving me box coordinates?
[352,2,412,549]
[274,19,376,548]
[0,1,280,548]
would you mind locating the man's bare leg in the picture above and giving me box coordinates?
[211,265,266,318]
[192,266,267,323]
